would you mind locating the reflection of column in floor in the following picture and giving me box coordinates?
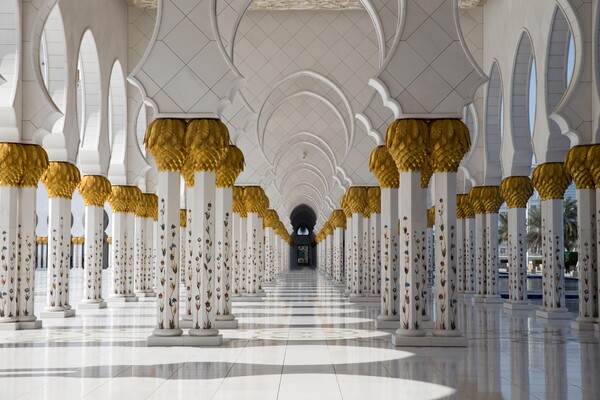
[542,325,568,400]
[485,306,502,396]
[581,336,600,398]
[509,313,530,398]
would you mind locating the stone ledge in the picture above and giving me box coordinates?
[40,309,76,319]
[147,334,223,347]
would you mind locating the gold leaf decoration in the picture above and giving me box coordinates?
[385,119,429,173]
[144,119,187,172]
[429,119,471,173]
[41,162,81,199]
[184,119,229,173]
[499,177,533,209]
[532,163,572,201]
[369,146,399,188]
[78,175,112,208]
[216,145,245,188]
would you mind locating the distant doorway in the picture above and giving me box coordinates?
[297,245,310,266]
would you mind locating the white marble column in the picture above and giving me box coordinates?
[396,172,426,337]
[455,199,466,296]
[189,171,219,338]
[264,223,276,285]
[485,211,501,303]
[369,210,381,297]
[215,186,237,328]
[239,214,248,295]
[17,187,41,325]
[470,188,487,303]
[333,226,344,284]
[152,172,182,337]
[0,185,19,325]
[180,207,191,321]
[361,214,370,294]
[464,210,476,296]
[344,214,352,294]
[532,163,571,320]
[246,212,261,295]
[376,187,399,328]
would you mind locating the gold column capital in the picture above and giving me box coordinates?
[180,209,187,228]
[108,185,142,214]
[385,119,429,173]
[21,144,49,187]
[500,176,533,208]
[427,206,435,228]
[144,118,187,172]
[216,145,244,188]
[184,119,229,174]
[587,144,600,188]
[243,186,265,215]
[366,186,381,215]
[345,186,367,215]
[330,209,347,229]
[457,194,474,219]
[468,187,487,214]
[429,119,471,173]
[479,186,503,214]
[564,145,594,189]
[78,175,112,207]
[0,142,26,187]
[41,162,81,199]
[532,162,571,201]
[369,146,399,188]
[263,209,279,229]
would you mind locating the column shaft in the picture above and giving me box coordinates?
[507,207,528,303]
[82,206,104,303]
[465,218,475,293]
[474,213,486,300]
[485,213,500,300]
[350,214,363,295]
[264,227,275,283]
[397,172,425,334]
[361,216,370,293]
[18,187,38,320]
[153,172,181,335]
[370,213,381,295]
[215,187,234,320]
[46,197,72,311]
[433,172,460,334]
[246,213,260,295]
[379,188,399,320]
[456,217,465,293]
[0,186,19,321]
[576,188,597,322]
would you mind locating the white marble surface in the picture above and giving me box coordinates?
[0,268,597,399]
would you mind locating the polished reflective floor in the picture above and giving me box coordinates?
[0,269,599,399]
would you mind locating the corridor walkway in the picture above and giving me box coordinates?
[0,269,598,399]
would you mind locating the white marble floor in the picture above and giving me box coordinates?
[0,269,598,399]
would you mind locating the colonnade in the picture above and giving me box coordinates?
[314,119,600,345]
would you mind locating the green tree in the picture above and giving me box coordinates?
[526,197,578,254]
[498,211,508,244]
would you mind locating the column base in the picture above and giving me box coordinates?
[536,308,572,320]
[471,295,486,304]
[422,320,435,329]
[503,301,532,310]
[392,333,467,347]
[180,319,192,329]
[571,320,596,331]
[375,316,399,329]
[215,318,238,329]
[0,322,20,331]
[17,320,43,330]
[484,295,503,304]
[78,301,107,310]
[147,333,223,346]
[135,291,156,298]
[40,309,76,318]
[232,295,263,302]
[349,294,378,302]
[107,297,138,306]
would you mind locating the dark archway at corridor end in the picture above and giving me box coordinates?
[289,204,317,269]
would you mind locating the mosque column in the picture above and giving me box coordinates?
[263,210,279,286]
[361,209,371,295]
[420,171,433,322]
[143,119,186,341]
[15,145,48,328]
[257,197,268,293]
[136,194,157,297]
[367,187,381,297]
[480,186,503,304]
[346,187,367,301]
[184,120,229,343]
[179,208,192,322]
[78,176,111,309]
[455,197,466,297]
[462,197,476,296]
[244,186,266,298]
[214,146,243,329]
[590,146,600,331]
[0,144,24,328]
[532,163,572,319]
[330,210,346,286]
[232,187,246,296]
[370,146,400,328]
[40,162,81,318]
[500,177,534,311]
[107,186,141,304]
[565,146,597,329]
[386,119,429,341]
[324,222,333,278]
[146,196,158,296]
[426,207,434,287]
[430,119,470,340]
[469,187,487,303]
[341,194,352,295]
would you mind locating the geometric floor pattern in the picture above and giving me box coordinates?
[0,269,598,399]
